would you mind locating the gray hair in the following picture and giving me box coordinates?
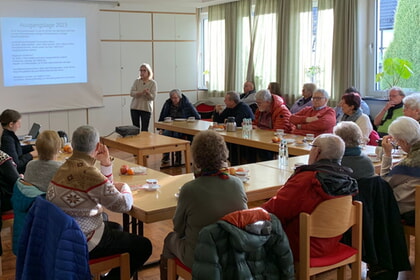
[303,83,317,94]
[72,125,99,154]
[314,89,330,100]
[389,86,405,97]
[313,134,345,161]
[403,93,420,110]
[333,121,362,148]
[388,116,420,145]
[169,89,182,98]
[226,91,240,104]
[255,89,272,102]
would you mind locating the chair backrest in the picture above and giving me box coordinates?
[299,196,362,263]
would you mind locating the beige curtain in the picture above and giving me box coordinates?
[277,0,313,105]
[331,0,358,104]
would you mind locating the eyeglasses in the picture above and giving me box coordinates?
[312,97,325,100]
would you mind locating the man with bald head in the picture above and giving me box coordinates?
[262,134,358,262]
[240,81,257,112]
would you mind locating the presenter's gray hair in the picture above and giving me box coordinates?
[72,125,99,154]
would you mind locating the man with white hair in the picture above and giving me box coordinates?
[290,89,336,136]
[262,134,358,261]
[47,125,152,279]
[374,87,406,137]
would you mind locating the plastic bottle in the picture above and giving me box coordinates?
[278,140,289,167]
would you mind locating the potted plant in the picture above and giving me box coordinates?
[375,57,414,89]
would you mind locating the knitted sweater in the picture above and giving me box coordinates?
[47,151,133,251]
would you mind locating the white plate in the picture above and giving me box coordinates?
[141,184,161,191]
[187,118,196,122]
[163,119,173,123]
[174,118,187,121]
[215,128,224,132]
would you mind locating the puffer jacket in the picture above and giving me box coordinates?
[253,94,292,132]
[192,208,294,280]
[16,196,91,280]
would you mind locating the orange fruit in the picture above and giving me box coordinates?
[229,167,236,175]
[236,167,245,172]
[272,136,280,143]
[126,168,135,175]
[63,144,73,153]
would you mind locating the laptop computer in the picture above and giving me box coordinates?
[18,123,41,141]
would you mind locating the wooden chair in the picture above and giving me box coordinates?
[403,184,420,279]
[0,211,14,276]
[297,196,363,280]
[167,257,192,280]
[89,253,130,280]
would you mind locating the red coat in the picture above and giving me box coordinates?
[253,94,292,132]
[262,162,357,261]
[290,106,336,136]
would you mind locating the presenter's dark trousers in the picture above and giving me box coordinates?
[131,109,151,131]
[89,222,152,279]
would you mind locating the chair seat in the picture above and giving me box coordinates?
[310,243,358,267]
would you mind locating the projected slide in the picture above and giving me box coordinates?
[1,17,87,87]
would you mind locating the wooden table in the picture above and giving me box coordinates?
[155,120,311,155]
[128,162,293,226]
[100,132,192,173]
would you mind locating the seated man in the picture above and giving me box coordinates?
[374,87,405,137]
[158,89,201,166]
[240,81,257,112]
[253,89,292,132]
[47,125,152,280]
[262,134,358,261]
[213,91,254,127]
[290,83,316,114]
[290,89,336,136]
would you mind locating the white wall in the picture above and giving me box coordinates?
[17,2,199,137]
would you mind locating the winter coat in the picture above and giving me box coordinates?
[158,94,201,121]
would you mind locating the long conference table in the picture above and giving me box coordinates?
[155,119,311,156]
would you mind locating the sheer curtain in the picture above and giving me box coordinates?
[208,6,226,92]
[248,0,278,91]
[316,0,334,98]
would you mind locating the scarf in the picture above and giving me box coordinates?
[382,102,403,124]
[342,108,363,123]
[344,146,362,156]
[389,141,420,177]
[194,168,229,179]
[0,150,12,166]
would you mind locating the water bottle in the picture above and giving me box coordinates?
[278,140,289,167]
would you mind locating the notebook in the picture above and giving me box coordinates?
[18,123,41,141]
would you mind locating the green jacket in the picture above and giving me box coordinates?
[192,210,294,280]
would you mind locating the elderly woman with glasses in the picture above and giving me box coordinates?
[381,116,420,226]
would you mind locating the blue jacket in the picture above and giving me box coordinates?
[158,94,201,121]
[11,178,45,255]
[16,196,91,280]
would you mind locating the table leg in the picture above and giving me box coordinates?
[184,143,192,173]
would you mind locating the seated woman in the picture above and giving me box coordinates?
[337,92,373,144]
[403,92,420,122]
[0,109,37,173]
[158,89,200,166]
[381,116,420,226]
[160,130,248,277]
[24,130,63,192]
[333,121,375,179]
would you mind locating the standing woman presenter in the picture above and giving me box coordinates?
[130,63,157,131]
